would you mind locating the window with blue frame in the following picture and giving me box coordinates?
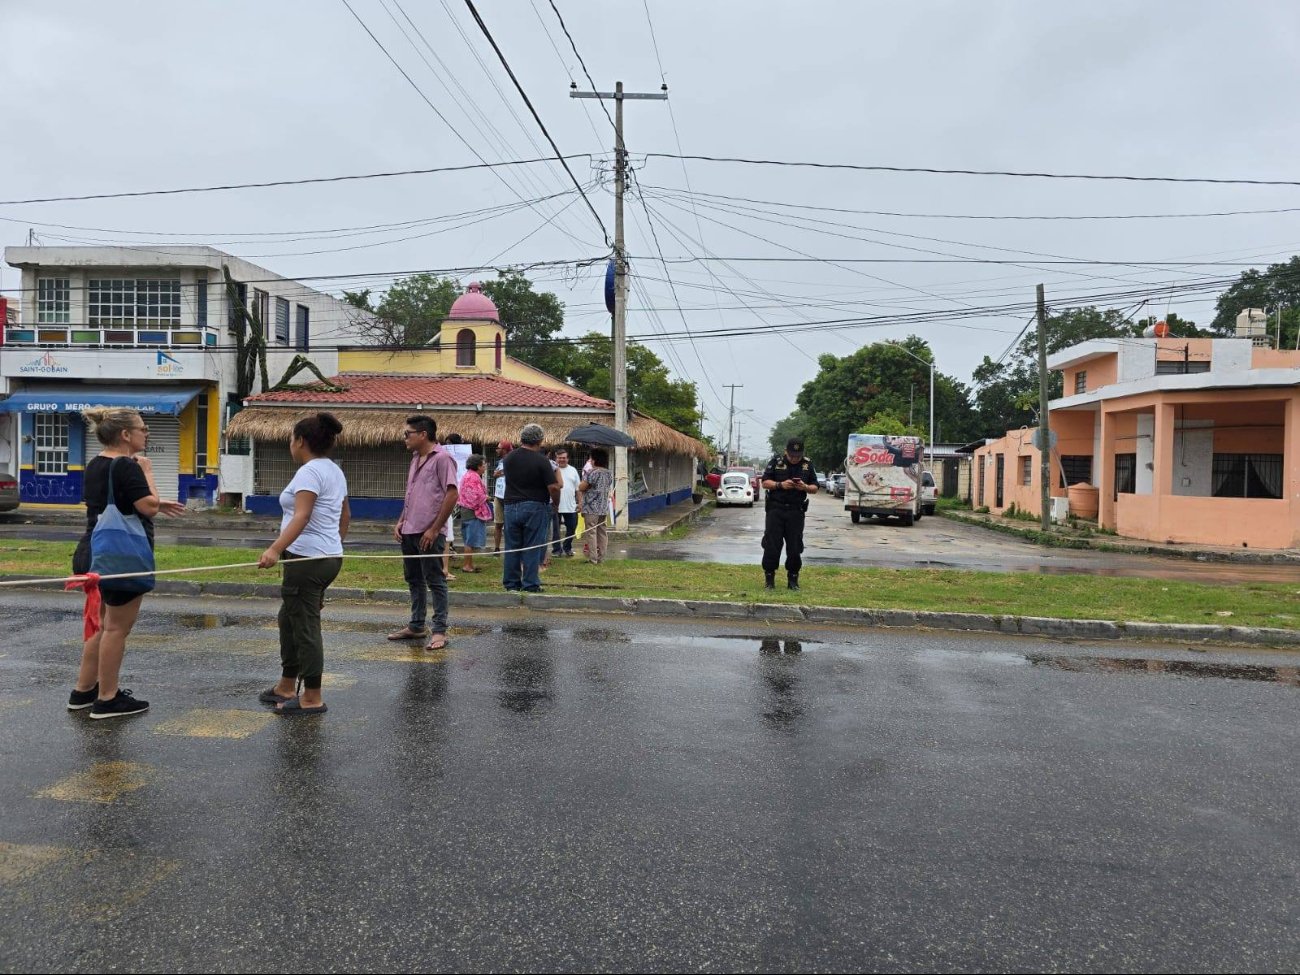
[275,297,290,345]
[295,304,310,350]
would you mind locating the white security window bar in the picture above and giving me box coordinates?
[34,414,70,475]
[36,278,71,323]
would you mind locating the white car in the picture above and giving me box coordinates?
[716,470,755,507]
[921,470,937,516]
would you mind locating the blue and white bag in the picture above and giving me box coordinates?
[90,457,156,594]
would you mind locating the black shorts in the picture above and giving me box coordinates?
[73,535,147,607]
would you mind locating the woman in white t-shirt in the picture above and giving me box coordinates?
[256,412,350,716]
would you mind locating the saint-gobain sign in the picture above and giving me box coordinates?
[18,352,70,375]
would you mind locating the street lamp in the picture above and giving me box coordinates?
[886,341,935,468]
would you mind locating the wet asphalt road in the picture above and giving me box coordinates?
[2,591,1299,973]
[622,494,1300,585]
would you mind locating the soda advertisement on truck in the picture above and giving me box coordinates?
[843,433,924,526]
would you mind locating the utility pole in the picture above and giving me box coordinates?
[1037,283,1051,531]
[572,81,667,530]
[722,383,743,467]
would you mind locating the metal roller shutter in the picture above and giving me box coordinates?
[141,416,181,500]
[81,414,181,497]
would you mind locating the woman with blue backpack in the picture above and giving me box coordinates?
[69,408,185,719]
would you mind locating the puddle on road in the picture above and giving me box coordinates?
[1027,652,1300,686]
[572,628,631,643]
[708,634,825,646]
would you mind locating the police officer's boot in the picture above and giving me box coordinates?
[764,571,776,590]
[787,572,801,591]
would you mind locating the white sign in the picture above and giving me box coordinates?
[1,347,217,381]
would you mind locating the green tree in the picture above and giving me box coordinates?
[379,274,460,346]
[792,336,971,470]
[480,272,568,377]
[767,408,811,458]
[564,332,701,435]
[1209,256,1300,347]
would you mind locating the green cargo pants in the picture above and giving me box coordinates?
[278,554,343,691]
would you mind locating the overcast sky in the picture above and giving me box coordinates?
[3,1,1300,448]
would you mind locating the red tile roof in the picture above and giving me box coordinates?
[248,373,613,410]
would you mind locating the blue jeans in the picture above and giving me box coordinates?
[503,501,552,592]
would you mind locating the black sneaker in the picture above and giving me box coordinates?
[89,689,150,720]
[67,683,99,711]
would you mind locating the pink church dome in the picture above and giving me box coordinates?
[447,281,499,322]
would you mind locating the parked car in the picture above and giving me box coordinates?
[816,472,828,490]
[831,473,846,498]
[705,467,724,491]
[920,469,936,516]
[0,472,18,512]
[715,470,755,507]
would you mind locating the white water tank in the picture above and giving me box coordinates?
[1235,308,1269,339]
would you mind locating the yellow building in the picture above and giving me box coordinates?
[337,282,574,393]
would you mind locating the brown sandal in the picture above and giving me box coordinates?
[388,626,429,641]
[425,634,449,651]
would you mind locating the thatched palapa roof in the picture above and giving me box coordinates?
[230,371,709,458]
[227,406,709,459]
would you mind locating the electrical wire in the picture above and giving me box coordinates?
[643,153,1300,188]
[0,156,593,207]
[634,183,1300,222]
[460,0,610,244]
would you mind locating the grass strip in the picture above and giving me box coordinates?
[0,538,1296,629]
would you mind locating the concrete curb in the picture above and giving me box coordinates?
[941,509,1300,565]
[12,575,1297,648]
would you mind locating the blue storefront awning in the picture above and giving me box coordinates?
[0,385,206,416]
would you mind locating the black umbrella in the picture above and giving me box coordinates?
[564,423,637,448]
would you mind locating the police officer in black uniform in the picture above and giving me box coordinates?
[761,437,818,591]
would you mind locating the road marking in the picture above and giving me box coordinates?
[321,673,357,689]
[0,698,35,714]
[0,842,70,884]
[152,709,274,739]
[69,851,181,922]
[34,761,153,804]
[350,645,453,664]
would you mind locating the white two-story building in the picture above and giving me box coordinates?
[0,246,372,506]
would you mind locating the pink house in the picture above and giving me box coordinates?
[973,336,1300,549]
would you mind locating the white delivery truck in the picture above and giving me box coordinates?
[843,433,924,526]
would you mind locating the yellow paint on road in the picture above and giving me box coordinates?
[152,709,273,739]
[350,645,453,664]
[0,842,70,884]
[321,673,357,689]
[34,761,153,804]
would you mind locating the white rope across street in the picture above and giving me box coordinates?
[0,522,629,590]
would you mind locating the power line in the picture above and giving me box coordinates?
[381,0,599,250]
[635,183,1300,222]
[643,153,1300,188]
[545,0,617,133]
[339,0,602,252]
[461,0,611,244]
[0,156,594,207]
[0,256,608,295]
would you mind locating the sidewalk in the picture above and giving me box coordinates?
[942,509,1300,565]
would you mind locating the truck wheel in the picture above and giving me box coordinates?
[900,512,914,527]
[850,510,861,524]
